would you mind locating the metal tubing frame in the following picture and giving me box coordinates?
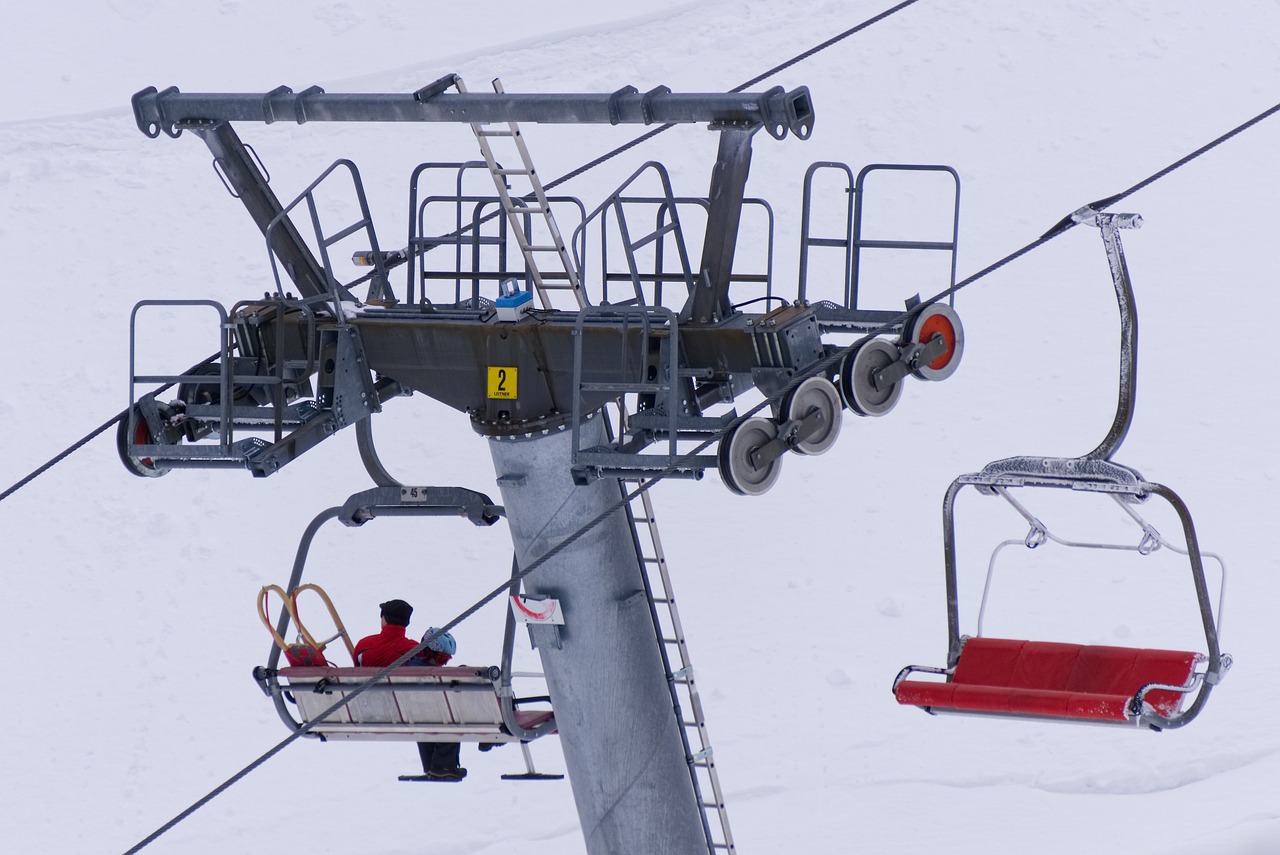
[571,161,696,307]
[1077,210,1142,461]
[590,194,775,307]
[939,474,1229,730]
[797,161,854,306]
[259,487,515,736]
[407,161,494,305]
[570,306,686,474]
[850,164,961,311]
[128,299,236,458]
[265,158,389,311]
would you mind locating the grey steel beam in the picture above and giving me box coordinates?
[686,126,759,324]
[132,82,814,137]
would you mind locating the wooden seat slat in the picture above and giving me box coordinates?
[277,665,555,742]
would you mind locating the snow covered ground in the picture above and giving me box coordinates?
[2,1,1278,852]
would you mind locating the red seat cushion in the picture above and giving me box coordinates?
[514,710,555,730]
[894,680,958,709]
[895,638,1199,722]
[951,684,1015,713]
[1066,646,1141,695]
[1009,642,1082,690]
[951,638,1025,686]
[1066,692,1131,721]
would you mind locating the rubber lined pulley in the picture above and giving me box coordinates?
[906,303,964,382]
[117,406,170,478]
[718,416,782,496]
[782,376,843,455]
[840,338,903,417]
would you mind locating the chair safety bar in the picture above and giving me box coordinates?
[976,488,1228,642]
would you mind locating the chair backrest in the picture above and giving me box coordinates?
[953,638,1199,716]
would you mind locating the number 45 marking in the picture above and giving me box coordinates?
[487,366,517,400]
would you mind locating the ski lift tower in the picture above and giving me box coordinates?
[125,77,964,854]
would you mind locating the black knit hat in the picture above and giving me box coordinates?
[380,599,413,627]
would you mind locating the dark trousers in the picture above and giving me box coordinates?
[417,741,461,773]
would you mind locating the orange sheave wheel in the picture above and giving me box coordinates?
[907,303,964,381]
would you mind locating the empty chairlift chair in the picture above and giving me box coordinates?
[894,208,1231,731]
[891,467,1230,730]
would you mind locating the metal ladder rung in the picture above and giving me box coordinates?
[460,74,585,309]
[622,453,734,855]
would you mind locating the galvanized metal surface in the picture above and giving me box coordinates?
[131,84,815,137]
[489,421,707,855]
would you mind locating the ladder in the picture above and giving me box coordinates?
[459,76,587,310]
[624,476,736,854]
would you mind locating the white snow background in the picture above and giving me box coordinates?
[2,1,1278,853]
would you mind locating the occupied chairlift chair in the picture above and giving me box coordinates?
[892,210,1231,731]
[251,486,562,779]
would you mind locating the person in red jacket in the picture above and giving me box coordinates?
[353,600,468,781]
[352,599,419,666]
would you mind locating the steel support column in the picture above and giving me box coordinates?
[686,126,759,324]
[488,418,706,855]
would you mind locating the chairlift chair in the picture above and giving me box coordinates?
[892,462,1230,730]
[892,210,1231,731]
[251,485,562,779]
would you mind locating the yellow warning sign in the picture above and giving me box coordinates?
[487,366,517,399]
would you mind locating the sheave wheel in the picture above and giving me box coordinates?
[783,376,843,455]
[840,338,903,417]
[906,303,964,381]
[718,417,782,496]
[116,407,170,478]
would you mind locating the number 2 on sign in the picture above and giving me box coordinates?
[488,366,517,399]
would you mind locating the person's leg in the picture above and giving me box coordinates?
[423,742,466,779]
[432,742,461,770]
[416,742,433,774]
